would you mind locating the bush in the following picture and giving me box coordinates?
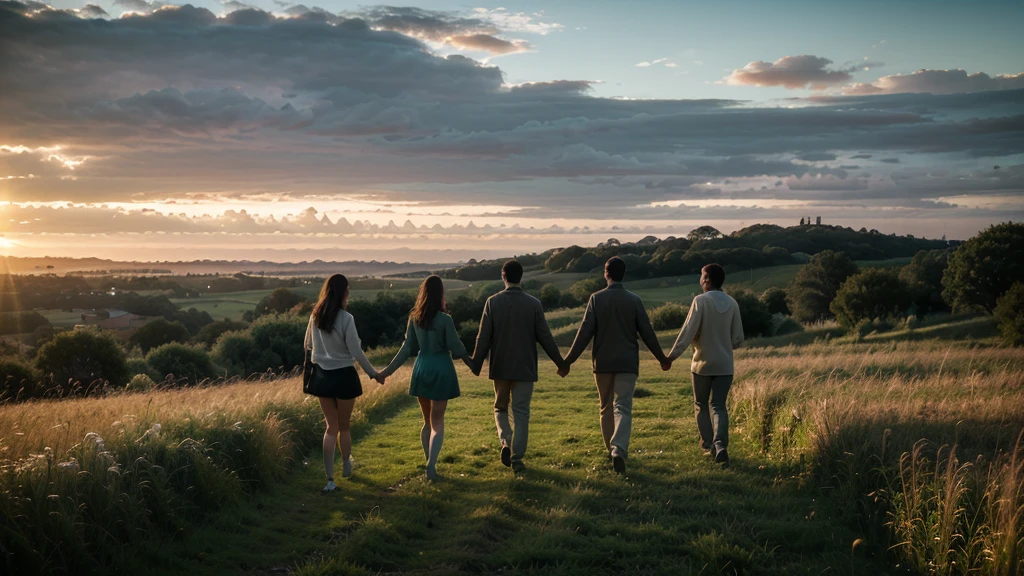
[539,284,562,310]
[899,249,950,315]
[770,314,803,336]
[254,288,308,318]
[125,357,160,381]
[994,282,1024,346]
[649,302,687,330]
[35,329,129,395]
[831,268,914,328]
[569,277,606,302]
[458,321,479,354]
[786,250,859,323]
[0,356,39,401]
[193,319,249,348]
[760,287,790,316]
[146,343,218,384]
[731,290,773,338]
[942,222,1024,313]
[212,315,306,378]
[855,317,895,338]
[0,311,51,335]
[125,373,157,393]
[130,318,191,353]
[212,331,260,377]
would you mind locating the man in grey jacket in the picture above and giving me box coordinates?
[470,260,565,472]
[563,257,671,474]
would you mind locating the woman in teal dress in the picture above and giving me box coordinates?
[380,275,473,480]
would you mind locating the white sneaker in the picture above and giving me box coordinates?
[321,480,337,494]
[341,459,353,478]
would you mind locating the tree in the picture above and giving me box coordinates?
[786,250,860,323]
[830,268,914,328]
[254,288,307,318]
[760,287,790,316]
[994,282,1024,346]
[942,222,1024,312]
[193,319,249,348]
[687,225,723,243]
[129,318,191,354]
[569,276,606,302]
[731,290,772,338]
[0,356,39,401]
[539,284,562,310]
[900,249,951,315]
[146,343,218,385]
[649,303,687,331]
[35,329,129,394]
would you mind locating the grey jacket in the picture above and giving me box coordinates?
[565,283,668,375]
[471,287,564,382]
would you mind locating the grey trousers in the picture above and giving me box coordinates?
[595,372,638,460]
[493,380,534,464]
[692,373,733,450]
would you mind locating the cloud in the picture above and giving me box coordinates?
[722,55,858,90]
[351,5,537,55]
[844,69,1024,95]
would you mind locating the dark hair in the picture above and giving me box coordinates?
[312,274,349,332]
[502,260,524,284]
[411,275,446,329]
[605,257,626,282]
[702,264,725,289]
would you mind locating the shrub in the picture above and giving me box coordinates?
[649,302,687,330]
[254,288,308,318]
[212,315,305,378]
[994,282,1024,346]
[855,317,895,338]
[125,357,160,381]
[125,373,157,393]
[786,250,859,323]
[770,314,803,336]
[942,222,1024,312]
[760,287,790,316]
[146,343,218,385]
[569,276,606,302]
[0,310,51,335]
[458,321,479,354]
[899,249,950,315]
[731,290,773,338]
[193,319,249,348]
[129,318,191,353]
[0,356,39,401]
[831,268,914,328]
[212,331,260,377]
[539,284,561,310]
[35,328,129,395]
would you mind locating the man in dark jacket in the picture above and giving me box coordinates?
[470,260,566,472]
[563,257,671,474]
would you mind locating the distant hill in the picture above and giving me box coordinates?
[0,257,453,277]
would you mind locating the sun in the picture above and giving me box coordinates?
[0,237,16,250]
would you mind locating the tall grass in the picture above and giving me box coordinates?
[0,370,405,574]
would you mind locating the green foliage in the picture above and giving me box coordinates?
[130,318,191,354]
[212,315,306,378]
[145,343,218,384]
[687,225,723,243]
[125,357,159,381]
[994,282,1024,346]
[164,307,215,335]
[769,313,803,336]
[543,245,587,272]
[34,329,129,394]
[0,311,51,335]
[942,222,1024,312]
[900,249,951,315]
[254,288,307,318]
[786,250,860,323]
[211,331,261,377]
[0,356,39,401]
[569,276,606,302]
[831,268,914,328]
[539,284,561,309]
[125,373,157,393]
[731,289,772,338]
[760,286,790,316]
[457,321,479,354]
[649,302,687,330]
[193,319,249,348]
[348,292,416,349]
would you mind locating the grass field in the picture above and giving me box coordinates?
[3,314,1021,575]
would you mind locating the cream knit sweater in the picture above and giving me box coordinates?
[668,290,744,376]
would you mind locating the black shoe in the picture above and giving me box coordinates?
[511,461,526,475]
[500,445,511,467]
[613,455,626,474]
[714,447,729,468]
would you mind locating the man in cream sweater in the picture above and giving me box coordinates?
[667,263,744,467]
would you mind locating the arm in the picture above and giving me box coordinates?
[343,315,378,378]
[668,298,701,360]
[303,315,313,350]
[469,300,493,375]
[636,298,668,363]
[731,303,745,349]
[381,320,418,376]
[445,314,470,360]
[535,303,565,369]
[564,296,597,366]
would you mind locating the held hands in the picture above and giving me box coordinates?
[660,358,673,372]
[373,370,387,385]
[557,363,570,378]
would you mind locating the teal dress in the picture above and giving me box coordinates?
[385,313,469,400]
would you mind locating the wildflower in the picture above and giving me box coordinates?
[84,432,105,452]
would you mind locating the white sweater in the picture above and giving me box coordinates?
[668,290,744,376]
[304,310,377,376]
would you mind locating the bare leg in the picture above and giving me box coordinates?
[417,396,432,463]
[337,398,355,477]
[319,397,340,480]
[426,399,448,479]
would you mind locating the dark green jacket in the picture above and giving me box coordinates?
[470,287,564,382]
[565,283,668,374]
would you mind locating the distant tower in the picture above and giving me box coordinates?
[816,216,821,226]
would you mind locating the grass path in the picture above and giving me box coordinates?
[154,359,888,576]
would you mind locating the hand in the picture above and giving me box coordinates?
[557,366,570,378]
[374,372,387,385]
[660,358,672,372]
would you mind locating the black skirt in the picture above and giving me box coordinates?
[308,365,363,400]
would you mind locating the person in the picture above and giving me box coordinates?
[562,257,671,474]
[469,260,565,473]
[667,263,744,467]
[379,275,474,480]
[303,274,385,494]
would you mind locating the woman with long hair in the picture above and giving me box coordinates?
[380,275,473,480]
[303,274,384,493]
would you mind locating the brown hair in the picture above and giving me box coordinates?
[312,274,349,332]
[411,275,446,329]
[702,263,725,289]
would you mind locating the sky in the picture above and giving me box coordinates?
[1,0,1022,263]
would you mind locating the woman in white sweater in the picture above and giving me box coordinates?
[303,274,384,493]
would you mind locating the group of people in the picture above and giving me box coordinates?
[303,257,744,494]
